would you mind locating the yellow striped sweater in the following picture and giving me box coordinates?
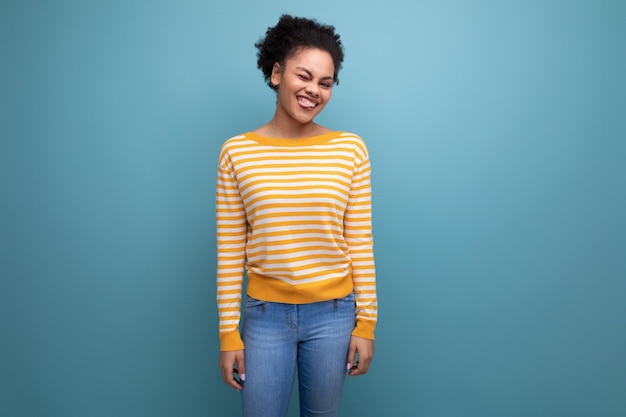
[216,131,377,351]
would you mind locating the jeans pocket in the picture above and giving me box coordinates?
[245,295,266,310]
[333,292,356,314]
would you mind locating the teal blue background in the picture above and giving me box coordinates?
[2,0,625,416]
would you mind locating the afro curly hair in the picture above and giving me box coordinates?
[255,15,345,91]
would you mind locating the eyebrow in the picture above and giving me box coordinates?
[296,67,334,81]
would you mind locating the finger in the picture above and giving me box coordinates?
[358,355,373,374]
[237,351,246,383]
[348,351,373,376]
[346,341,357,371]
[227,373,243,390]
[219,359,231,383]
[220,364,237,389]
[348,362,363,376]
[228,376,243,391]
[221,365,242,390]
[220,354,244,391]
[348,361,367,376]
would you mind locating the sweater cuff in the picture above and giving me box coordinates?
[219,330,245,351]
[351,318,376,340]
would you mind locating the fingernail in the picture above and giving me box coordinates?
[346,363,351,370]
[240,373,246,381]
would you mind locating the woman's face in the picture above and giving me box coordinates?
[271,48,335,126]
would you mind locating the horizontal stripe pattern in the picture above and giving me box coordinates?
[216,132,377,351]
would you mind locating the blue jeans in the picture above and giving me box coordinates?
[241,292,356,417]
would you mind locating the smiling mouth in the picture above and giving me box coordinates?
[297,96,318,109]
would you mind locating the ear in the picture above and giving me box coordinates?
[271,62,282,87]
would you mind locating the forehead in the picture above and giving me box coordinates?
[285,48,335,76]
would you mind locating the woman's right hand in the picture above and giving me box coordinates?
[219,350,245,391]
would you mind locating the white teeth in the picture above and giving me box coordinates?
[298,97,316,108]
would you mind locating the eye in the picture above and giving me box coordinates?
[320,82,332,88]
[297,74,309,80]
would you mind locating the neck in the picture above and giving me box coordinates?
[261,113,325,139]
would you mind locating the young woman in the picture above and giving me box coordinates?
[216,14,378,417]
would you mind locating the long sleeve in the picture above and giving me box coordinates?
[345,153,378,340]
[215,132,378,349]
[215,152,247,351]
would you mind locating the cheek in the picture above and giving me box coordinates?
[322,90,333,104]
[277,89,291,105]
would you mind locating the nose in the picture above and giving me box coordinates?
[305,82,320,97]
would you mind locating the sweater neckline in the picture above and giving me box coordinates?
[244,131,343,146]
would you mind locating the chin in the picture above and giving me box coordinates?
[297,117,316,125]
[298,111,322,124]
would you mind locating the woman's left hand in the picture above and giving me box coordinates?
[347,335,374,376]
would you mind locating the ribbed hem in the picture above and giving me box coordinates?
[352,318,376,341]
[219,331,244,351]
[246,272,354,305]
